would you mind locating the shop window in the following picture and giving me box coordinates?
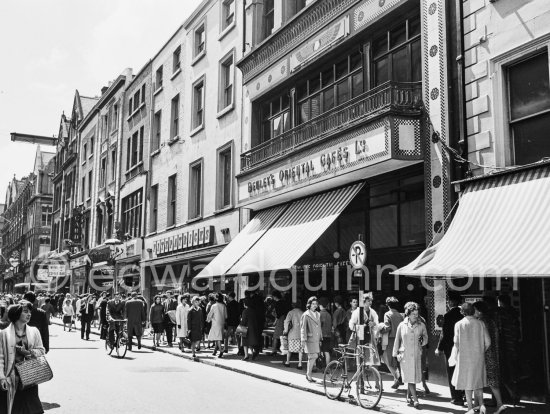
[372,15,421,86]
[507,51,550,165]
[370,205,398,249]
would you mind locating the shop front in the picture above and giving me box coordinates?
[394,162,550,402]
[115,239,142,293]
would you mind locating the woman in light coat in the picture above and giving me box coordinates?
[0,301,46,414]
[300,296,322,383]
[176,294,190,352]
[206,293,227,358]
[283,300,304,368]
[393,301,428,409]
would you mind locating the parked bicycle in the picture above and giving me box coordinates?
[323,343,383,409]
[105,319,128,359]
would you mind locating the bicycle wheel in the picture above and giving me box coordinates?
[356,365,383,409]
[105,338,114,355]
[116,333,128,359]
[323,360,345,400]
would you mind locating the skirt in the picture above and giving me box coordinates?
[320,336,332,353]
[62,315,72,324]
[0,385,43,414]
[151,323,163,334]
[288,338,303,353]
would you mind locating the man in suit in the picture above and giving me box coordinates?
[80,295,96,340]
[435,292,464,405]
[23,291,50,353]
[125,292,146,350]
[106,293,125,346]
[163,291,178,347]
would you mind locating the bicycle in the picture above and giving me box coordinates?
[323,343,383,409]
[105,319,128,359]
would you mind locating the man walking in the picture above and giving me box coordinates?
[435,292,464,406]
[81,295,96,340]
[381,296,404,389]
[125,292,146,350]
[163,291,178,347]
[224,292,240,353]
[23,291,50,353]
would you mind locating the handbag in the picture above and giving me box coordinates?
[396,346,405,363]
[235,324,248,336]
[15,356,53,390]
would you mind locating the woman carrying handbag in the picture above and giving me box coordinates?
[0,301,48,414]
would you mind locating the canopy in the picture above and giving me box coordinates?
[394,165,550,278]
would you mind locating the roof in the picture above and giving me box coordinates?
[79,96,99,119]
[453,158,550,186]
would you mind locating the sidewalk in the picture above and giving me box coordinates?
[55,319,547,414]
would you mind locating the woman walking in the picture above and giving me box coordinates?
[62,298,75,332]
[187,296,205,358]
[176,294,190,352]
[345,297,358,342]
[393,302,428,409]
[206,293,227,358]
[473,301,505,413]
[0,301,46,414]
[149,295,165,348]
[283,300,304,368]
[300,296,322,383]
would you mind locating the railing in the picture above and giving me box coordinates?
[240,81,422,172]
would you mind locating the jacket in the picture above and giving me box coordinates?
[437,306,463,356]
[106,299,125,321]
[284,308,303,340]
[29,306,49,353]
[300,310,322,354]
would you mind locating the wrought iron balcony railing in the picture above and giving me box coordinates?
[240,81,422,172]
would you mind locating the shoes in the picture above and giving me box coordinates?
[283,362,290,367]
[167,343,173,348]
[451,399,465,406]
[296,365,303,370]
[212,350,218,356]
[138,344,141,350]
[413,401,420,409]
[269,351,277,356]
[306,376,316,383]
[128,347,133,351]
[391,379,400,389]
[251,352,258,360]
[219,352,224,359]
[242,356,250,361]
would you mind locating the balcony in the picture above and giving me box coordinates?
[240,81,422,172]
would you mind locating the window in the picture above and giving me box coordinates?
[127,127,144,170]
[133,89,141,112]
[296,49,363,125]
[152,110,162,151]
[173,46,181,73]
[81,176,86,202]
[372,15,421,86]
[219,52,234,111]
[192,79,205,130]
[99,157,107,188]
[259,92,291,144]
[194,23,206,58]
[88,171,93,198]
[83,143,87,161]
[111,103,119,131]
[171,95,180,138]
[369,175,425,249]
[121,189,143,238]
[128,97,133,115]
[96,207,103,245]
[167,175,177,227]
[89,137,94,156]
[155,66,163,90]
[41,205,52,226]
[218,145,232,209]
[221,0,235,31]
[150,185,158,232]
[507,51,550,165]
[263,0,275,39]
[141,84,146,104]
[189,160,203,219]
[110,149,117,182]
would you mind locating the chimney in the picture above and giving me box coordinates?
[101,86,109,95]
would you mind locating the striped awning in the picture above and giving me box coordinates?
[226,183,364,275]
[394,166,550,278]
[194,205,287,279]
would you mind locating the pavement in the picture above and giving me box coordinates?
[50,318,549,414]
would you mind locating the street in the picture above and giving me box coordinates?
[40,324,359,413]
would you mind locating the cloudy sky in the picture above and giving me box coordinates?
[0,0,202,203]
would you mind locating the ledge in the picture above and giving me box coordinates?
[170,68,182,80]
[213,205,234,215]
[126,102,146,121]
[186,216,202,224]
[191,50,206,66]
[218,21,236,42]
[167,136,181,146]
[151,149,161,157]
[216,103,234,119]
[190,124,204,137]
[124,161,144,175]
[153,86,163,96]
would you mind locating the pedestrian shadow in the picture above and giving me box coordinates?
[410,403,464,414]
[108,356,136,361]
[42,402,61,410]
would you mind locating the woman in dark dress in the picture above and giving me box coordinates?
[240,299,260,361]
[149,296,165,348]
[187,296,205,358]
[0,301,46,414]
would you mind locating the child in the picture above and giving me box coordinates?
[319,297,333,366]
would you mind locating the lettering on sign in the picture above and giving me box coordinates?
[153,225,215,256]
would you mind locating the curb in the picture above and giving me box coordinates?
[53,320,401,413]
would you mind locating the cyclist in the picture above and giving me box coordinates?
[106,293,125,346]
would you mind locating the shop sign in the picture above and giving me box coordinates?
[70,256,88,269]
[36,268,49,282]
[349,241,366,269]
[153,225,214,257]
[48,264,67,278]
[292,260,350,271]
[241,125,388,200]
[123,239,141,258]
[88,245,112,264]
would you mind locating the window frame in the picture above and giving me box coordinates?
[218,49,235,114]
[150,184,158,233]
[216,142,233,210]
[263,0,275,40]
[121,189,143,238]
[170,94,180,139]
[191,75,206,134]
[167,174,177,227]
[152,110,162,152]
[193,21,207,64]
[220,0,236,37]
[188,158,204,220]
[172,46,181,74]
[155,65,163,91]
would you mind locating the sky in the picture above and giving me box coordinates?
[0,0,202,203]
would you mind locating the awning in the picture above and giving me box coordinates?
[194,205,288,279]
[226,182,364,275]
[394,166,550,278]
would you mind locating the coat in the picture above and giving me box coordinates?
[348,307,379,346]
[284,308,303,340]
[175,304,190,338]
[187,307,204,342]
[125,299,146,336]
[300,310,322,354]
[207,302,227,341]
[437,306,463,357]
[393,318,428,384]
[451,316,491,390]
[29,306,49,353]
[240,308,260,347]
[106,300,125,321]
[0,324,45,414]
